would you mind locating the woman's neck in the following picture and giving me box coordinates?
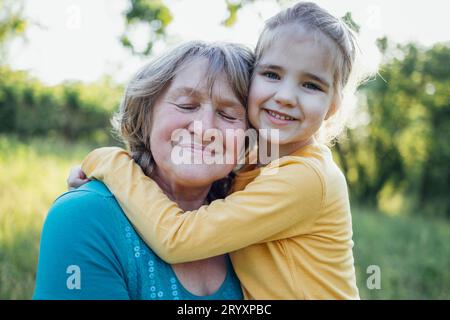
[150,168,211,211]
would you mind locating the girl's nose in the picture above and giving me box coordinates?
[274,81,298,108]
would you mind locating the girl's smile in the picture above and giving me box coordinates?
[248,24,338,157]
[263,108,298,125]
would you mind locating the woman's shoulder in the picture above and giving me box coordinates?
[35,181,133,299]
[45,181,125,241]
[52,180,116,214]
[40,180,133,271]
[55,180,114,204]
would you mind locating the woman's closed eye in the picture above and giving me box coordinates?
[218,111,238,121]
[172,103,200,110]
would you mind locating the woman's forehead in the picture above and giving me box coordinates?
[165,85,244,110]
[168,59,238,100]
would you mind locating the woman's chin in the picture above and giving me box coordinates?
[170,164,232,187]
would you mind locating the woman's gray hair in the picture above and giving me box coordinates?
[112,41,254,200]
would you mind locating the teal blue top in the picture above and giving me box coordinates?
[33,181,243,300]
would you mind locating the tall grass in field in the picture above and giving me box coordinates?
[0,135,449,299]
[0,135,102,299]
[352,208,450,299]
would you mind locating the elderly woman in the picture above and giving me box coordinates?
[33,41,254,299]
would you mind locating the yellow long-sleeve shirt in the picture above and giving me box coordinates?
[82,144,359,299]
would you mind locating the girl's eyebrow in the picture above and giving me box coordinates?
[304,72,331,89]
[258,64,330,89]
[257,64,283,71]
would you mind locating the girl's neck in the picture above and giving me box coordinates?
[150,168,210,211]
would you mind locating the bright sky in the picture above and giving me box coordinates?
[8,0,450,85]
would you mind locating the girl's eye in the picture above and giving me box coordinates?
[219,111,237,121]
[303,82,322,91]
[262,71,280,80]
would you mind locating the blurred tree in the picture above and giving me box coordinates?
[0,0,27,61]
[121,0,361,55]
[222,0,254,27]
[121,0,173,56]
[120,0,288,55]
[337,40,450,218]
[341,12,360,33]
[0,66,122,143]
[222,0,360,29]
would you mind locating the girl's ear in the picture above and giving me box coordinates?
[325,94,341,120]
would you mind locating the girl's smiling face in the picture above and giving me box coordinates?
[248,25,339,156]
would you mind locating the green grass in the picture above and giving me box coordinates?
[0,135,449,299]
[0,135,100,299]
[353,208,450,299]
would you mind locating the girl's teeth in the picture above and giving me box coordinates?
[267,110,295,121]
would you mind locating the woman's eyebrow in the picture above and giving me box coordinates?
[214,97,243,108]
[167,86,204,99]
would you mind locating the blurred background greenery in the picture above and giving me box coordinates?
[0,0,449,299]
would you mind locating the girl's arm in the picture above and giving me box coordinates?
[82,147,325,264]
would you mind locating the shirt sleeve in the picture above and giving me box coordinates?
[82,147,325,264]
[33,189,130,300]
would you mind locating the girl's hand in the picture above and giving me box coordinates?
[67,165,90,190]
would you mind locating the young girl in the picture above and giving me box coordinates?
[73,2,361,299]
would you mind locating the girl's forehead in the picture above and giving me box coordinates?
[266,24,336,58]
[260,30,335,81]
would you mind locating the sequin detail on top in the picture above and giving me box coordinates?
[119,215,243,300]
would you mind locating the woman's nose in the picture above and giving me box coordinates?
[187,105,218,136]
[199,106,217,131]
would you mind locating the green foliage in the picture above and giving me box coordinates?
[353,207,450,299]
[0,0,27,60]
[222,1,360,32]
[341,12,360,33]
[223,0,249,27]
[335,42,450,218]
[121,0,173,56]
[0,67,123,143]
[222,0,283,27]
[0,135,109,299]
